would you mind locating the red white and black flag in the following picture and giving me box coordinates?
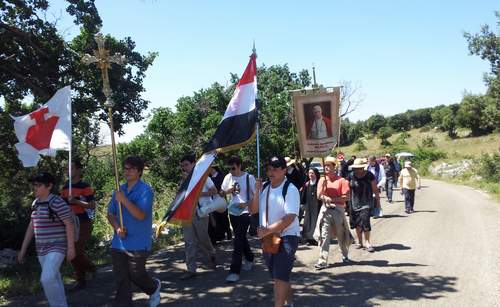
[163,152,215,224]
[204,52,257,153]
[159,52,259,227]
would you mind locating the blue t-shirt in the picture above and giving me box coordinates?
[108,180,154,251]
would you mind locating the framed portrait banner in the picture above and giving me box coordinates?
[291,86,340,158]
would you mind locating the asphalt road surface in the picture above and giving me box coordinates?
[5,179,500,307]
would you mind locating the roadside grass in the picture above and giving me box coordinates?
[338,128,500,202]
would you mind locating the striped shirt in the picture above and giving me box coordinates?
[31,194,72,256]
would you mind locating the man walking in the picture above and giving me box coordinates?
[250,156,301,307]
[61,158,97,291]
[349,158,380,252]
[107,156,160,307]
[382,154,397,203]
[222,156,256,283]
[367,156,386,218]
[314,156,351,270]
[399,161,421,214]
[179,154,218,280]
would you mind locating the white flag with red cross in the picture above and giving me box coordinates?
[11,86,72,167]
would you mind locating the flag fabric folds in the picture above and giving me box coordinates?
[164,152,216,224]
[163,52,258,225]
[204,53,257,153]
[11,86,72,167]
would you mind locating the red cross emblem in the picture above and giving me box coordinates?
[26,107,59,150]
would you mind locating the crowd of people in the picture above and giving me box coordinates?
[17,151,422,307]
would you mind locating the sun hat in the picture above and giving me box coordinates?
[284,156,296,167]
[351,158,368,169]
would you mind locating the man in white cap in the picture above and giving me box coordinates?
[398,161,421,214]
[309,105,332,139]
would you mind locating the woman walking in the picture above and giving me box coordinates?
[301,167,321,245]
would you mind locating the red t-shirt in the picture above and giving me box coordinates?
[317,175,350,206]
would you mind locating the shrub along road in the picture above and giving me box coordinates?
[6,180,500,306]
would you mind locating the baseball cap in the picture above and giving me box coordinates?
[267,156,287,169]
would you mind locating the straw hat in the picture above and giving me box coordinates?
[284,157,296,167]
[351,158,368,169]
[324,156,337,166]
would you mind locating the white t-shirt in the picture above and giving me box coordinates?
[221,172,256,215]
[198,177,216,208]
[259,179,301,237]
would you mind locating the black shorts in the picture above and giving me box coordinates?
[263,235,299,282]
[349,208,371,232]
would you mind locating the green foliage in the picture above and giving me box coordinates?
[413,146,447,167]
[0,1,155,251]
[365,114,386,135]
[432,104,459,138]
[476,151,500,183]
[394,132,410,146]
[354,139,367,151]
[377,126,393,146]
[421,136,436,148]
[456,94,498,136]
[388,113,410,131]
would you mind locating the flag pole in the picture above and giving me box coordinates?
[68,90,72,198]
[253,42,261,178]
[82,33,126,230]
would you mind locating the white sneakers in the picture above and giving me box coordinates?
[226,273,240,282]
[242,260,253,271]
[149,278,161,307]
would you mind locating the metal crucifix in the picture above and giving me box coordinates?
[82,33,126,229]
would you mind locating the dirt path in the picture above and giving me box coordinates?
[5,179,500,306]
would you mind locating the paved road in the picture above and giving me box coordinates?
[5,179,500,307]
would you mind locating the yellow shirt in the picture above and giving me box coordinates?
[399,168,419,190]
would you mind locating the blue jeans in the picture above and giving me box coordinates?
[38,252,67,307]
[385,178,394,201]
[402,188,416,211]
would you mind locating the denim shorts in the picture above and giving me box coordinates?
[263,235,299,282]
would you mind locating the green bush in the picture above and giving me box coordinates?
[421,136,436,148]
[354,139,367,151]
[413,146,447,164]
[476,151,500,183]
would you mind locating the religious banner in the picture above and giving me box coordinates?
[291,86,340,158]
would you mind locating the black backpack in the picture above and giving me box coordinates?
[263,180,291,201]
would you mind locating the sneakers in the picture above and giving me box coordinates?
[365,245,375,253]
[226,273,240,283]
[314,262,328,270]
[149,278,161,307]
[341,256,351,264]
[242,259,253,271]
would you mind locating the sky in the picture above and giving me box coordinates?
[45,0,498,143]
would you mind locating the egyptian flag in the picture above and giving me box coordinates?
[163,152,216,224]
[11,86,72,167]
[204,52,257,153]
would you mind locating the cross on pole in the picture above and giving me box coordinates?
[82,33,126,230]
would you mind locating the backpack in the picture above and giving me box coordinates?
[33,195,80,242]
[263,180,291,202]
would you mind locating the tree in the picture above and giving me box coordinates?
[378,126,393,146]
[339,80,365,118]
[456,94,497,136]
[388,113,411,131]
[0,0,156,248]
[464,11,500,99]
[432,104,459,138]
[366,114,387,135]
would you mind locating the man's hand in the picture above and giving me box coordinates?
[17,251,26,264]
[255,179,263,192]
[66,247,76,262]
[116,227,127,238]
[115,190,127,204]
[257,226,269,239]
